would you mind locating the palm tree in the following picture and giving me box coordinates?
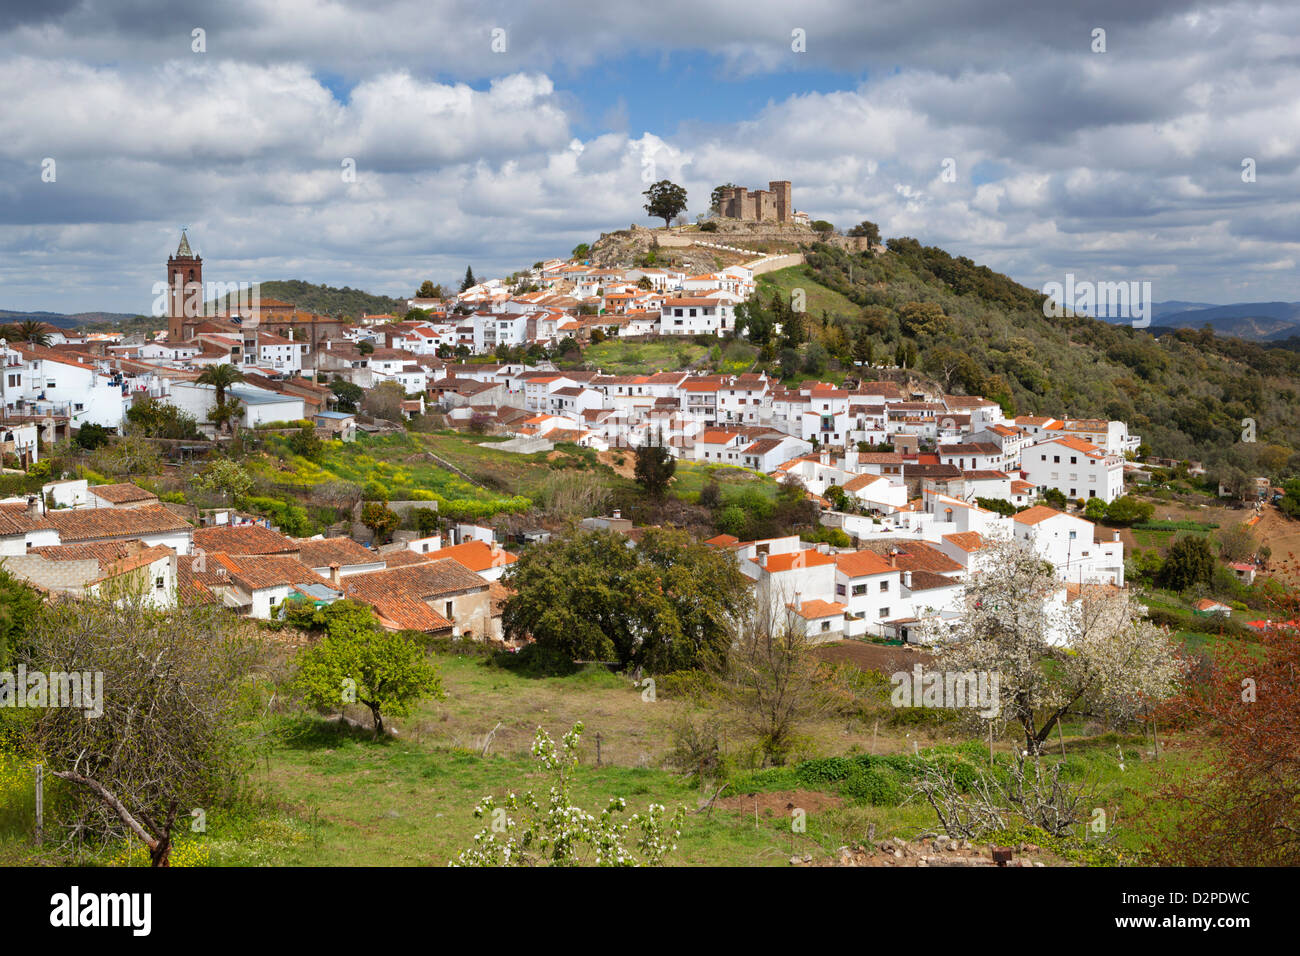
[5,320,51,346]
[196,362,245,408]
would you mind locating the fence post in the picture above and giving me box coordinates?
[595,732,602,767]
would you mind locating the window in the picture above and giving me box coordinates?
[880,581,889,592]
[445,601,454,619]
[1053,455,1060,463]
[155,576,165,590]
[821,621,831,632]
[1070,456,1077,464]
[878,607,890,618]
[852,584,867,597]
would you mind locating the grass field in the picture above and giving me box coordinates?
[580,339,708,374]
[1,646,1206,867]
[756,264,861,318]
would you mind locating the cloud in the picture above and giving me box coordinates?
[0,0,1297,310]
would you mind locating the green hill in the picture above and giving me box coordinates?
[211,280,408,319]
[753,239,1300,481]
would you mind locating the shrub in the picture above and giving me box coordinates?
[841,767,904,805]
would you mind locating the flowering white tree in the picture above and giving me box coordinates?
[452,722,685,867]
[918,536,1183,754]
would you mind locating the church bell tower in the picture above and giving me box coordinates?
[166,230,202,342]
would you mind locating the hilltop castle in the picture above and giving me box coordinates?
[718,180,794,223]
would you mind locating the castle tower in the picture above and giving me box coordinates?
[166,230,202,342]
[770,181,792,223]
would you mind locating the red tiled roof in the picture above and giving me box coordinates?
[193,524,298,555]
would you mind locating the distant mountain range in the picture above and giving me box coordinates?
[1097,301,1300,342]
[0,309,140,329]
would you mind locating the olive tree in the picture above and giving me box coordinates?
[22,588,264,866]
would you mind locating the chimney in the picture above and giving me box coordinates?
[25,495,40,518]
[328,563,341,587]
[793,589,802,611]
[1113,530,1120,542]
[903,570,913,589]
[889,548,898,567]
[612,508,621,520]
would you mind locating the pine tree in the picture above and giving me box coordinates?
[461,266,477,292]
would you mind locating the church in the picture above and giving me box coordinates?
[162,230,347,355]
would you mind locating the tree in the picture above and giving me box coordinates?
[571,243,590,260]
[847,220,881,246]
[330,378,364,413]
[196,363,245,410]
[292,600,443,737]
[698,480,722,510]
[207,397,243,433]
[460,266,477,292]
[194,458,254,502]
[897,301,950,338]
[361,380,407,422]
[411,507,440,538]
[4,319,51,346]
[634,434,676,498]
[125,396,201,439]
[501,527,750,673]
[1041,487,1067,509]
[802,342,828,375]
[1084,497,1107,521]
[73,423,111,451]
[288,422,322,461]
[22,591,262,865]
[711,604,834,765]
[416,280,443,299]
[811,220,835,236]
[0,566,41,667]
[1149,599,1300,865]
[709,183,739,214]
[735,297,775,347]
[1215,523,1258,563]
[356,339,375,356]
[360,501,400,544]
[642,180,688,229]
[920,536,1182,754]
[1103,495,1154,525]
[851,327,875,366]
[454,723,684,866]
[1159,536,1215,591]
[89,434,162,478]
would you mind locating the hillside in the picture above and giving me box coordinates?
[754,239,1300,479]
[210,279,408,318]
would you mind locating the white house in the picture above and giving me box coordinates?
[658,297,735,336]
[1021,436,1125,503]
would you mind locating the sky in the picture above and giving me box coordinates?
[0,0,1296,314]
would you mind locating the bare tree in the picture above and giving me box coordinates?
[713,594,833,766]
[22,584,264,865]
